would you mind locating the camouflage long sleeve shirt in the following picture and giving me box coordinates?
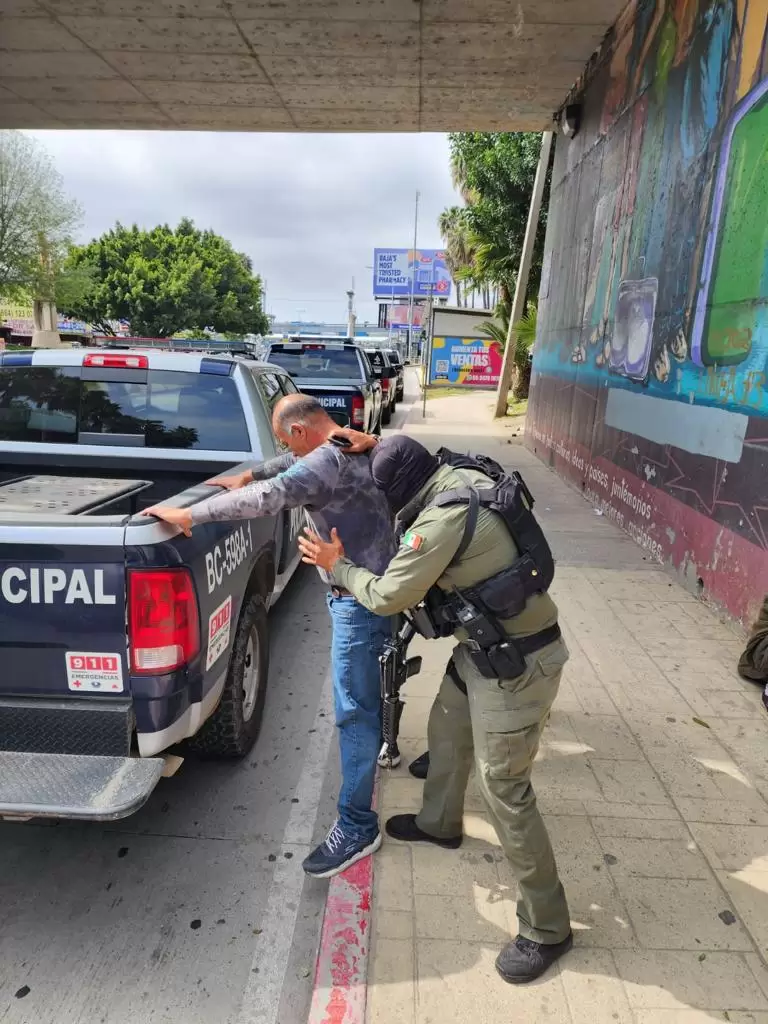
[189,443,396,578]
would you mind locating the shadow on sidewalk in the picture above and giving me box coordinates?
[370,698,768,1024]
[369,390,768,1023]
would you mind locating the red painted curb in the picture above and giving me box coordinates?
[308,856,374,1024]
[308,786,379,1024]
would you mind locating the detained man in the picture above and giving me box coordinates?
[142,394,395,878]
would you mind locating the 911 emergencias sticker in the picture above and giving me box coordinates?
[66,652,124,692]
[206,595,233,671]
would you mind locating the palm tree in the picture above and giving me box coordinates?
[477,300,537,400]
[477,300,509,347]
[509,302,537,399]
[438,206,473,307]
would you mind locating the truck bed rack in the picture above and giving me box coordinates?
[0,475,152,516]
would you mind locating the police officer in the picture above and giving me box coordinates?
[298,433,572,984]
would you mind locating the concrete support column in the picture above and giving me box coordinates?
[32,299,62,348]
[493,130,553,418]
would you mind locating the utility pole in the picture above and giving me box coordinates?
[406,189,420,363]
[493,130,553,418]
[346,278,356,338]
[421,270,436,421]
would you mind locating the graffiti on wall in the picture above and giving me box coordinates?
[528,0,768,622]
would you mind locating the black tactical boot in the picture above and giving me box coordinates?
[408,751,430,779]
[385,813,462,849]
[495,933,573,984]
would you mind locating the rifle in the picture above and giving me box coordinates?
[377,615,421,770]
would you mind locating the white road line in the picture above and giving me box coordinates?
[237,671,335,1024]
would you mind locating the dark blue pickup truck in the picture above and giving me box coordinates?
[0,347,304,822]
[263,336,384,434]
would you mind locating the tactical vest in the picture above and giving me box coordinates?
[398,447,555,628]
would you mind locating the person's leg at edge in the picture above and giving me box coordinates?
[303,594,391,878]
[460,638,572,982]
[386,651,473,848]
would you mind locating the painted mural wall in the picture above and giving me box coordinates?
[527,0,768,625]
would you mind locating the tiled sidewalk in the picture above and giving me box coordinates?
[366,390,768,1024]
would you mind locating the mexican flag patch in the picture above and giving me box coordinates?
[403,531,424,551]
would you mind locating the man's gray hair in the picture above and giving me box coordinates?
[273,393,327,434]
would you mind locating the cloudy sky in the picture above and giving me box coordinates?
[28,130,461,326]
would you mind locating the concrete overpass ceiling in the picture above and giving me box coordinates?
[0,0,625,132]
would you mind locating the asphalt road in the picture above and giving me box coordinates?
[0,380,419,1024]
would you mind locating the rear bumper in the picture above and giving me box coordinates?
[0,696,132,756]
[0,751,164,821]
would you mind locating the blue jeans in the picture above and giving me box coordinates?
[327,593,392,843]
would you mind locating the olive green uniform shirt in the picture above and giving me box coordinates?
[334,464,558,638]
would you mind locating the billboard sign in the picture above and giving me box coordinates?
[428,336,504,388]
[372,249,452,299]
[387,304,425,329]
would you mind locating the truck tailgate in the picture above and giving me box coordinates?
[0,522,131,755]
[297,383,356,424]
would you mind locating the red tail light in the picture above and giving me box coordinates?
[84,353,148,369]
[351,395,365,426]
[128,569,200,674]
[381,378,391,394]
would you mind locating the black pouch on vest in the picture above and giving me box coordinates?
[464,564,528,621]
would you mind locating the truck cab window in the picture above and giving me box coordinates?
[0,367,79,444]
[0,366,250,451]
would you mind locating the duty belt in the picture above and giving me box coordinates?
[449,623,562,693]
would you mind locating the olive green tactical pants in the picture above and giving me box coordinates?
[416,636,571,945]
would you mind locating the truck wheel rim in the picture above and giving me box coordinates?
[242,629,260,722]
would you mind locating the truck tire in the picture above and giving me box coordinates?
[382,402,392,425]
[186,592,269,759]
[372,411,383,436]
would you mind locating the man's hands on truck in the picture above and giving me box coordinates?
[144,432,372,538]
[142,467,255,534]
[141,505,194,536]
[207,468,254,490]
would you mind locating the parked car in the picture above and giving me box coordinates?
[0,346,304,822]
[264,336,383,434]
[384,347,405,402]
[364,347,398,424]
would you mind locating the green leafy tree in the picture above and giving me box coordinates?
[0,130,82,301]
[63,218,269,337]
[441,133,551,305]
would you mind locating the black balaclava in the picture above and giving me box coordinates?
[370,434,439,515]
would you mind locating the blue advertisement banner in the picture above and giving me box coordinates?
[372,249,452,299]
